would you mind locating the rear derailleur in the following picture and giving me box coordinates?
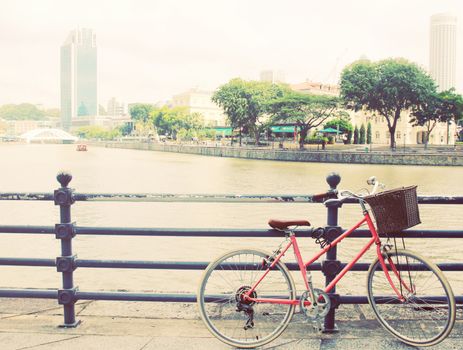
[235,286,257,330]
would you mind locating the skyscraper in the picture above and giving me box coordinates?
[60,28,97,130]
[429,13,457,92]
[259,70,285,84]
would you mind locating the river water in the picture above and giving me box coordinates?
[0,143,462,295]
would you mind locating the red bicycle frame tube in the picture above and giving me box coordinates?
[247,212,406,304]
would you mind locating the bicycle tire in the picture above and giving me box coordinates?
[197,249,296,348]
[367,249,455,347]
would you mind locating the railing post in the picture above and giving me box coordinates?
[54,172,80,327]
[322,172,342,332]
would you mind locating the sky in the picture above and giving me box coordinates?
[0,0,462,108]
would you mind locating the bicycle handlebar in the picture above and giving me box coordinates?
[338,176,384,201]
[312,191,338,202]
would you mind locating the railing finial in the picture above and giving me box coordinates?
[57,172,72,188]
[326,172,341,190]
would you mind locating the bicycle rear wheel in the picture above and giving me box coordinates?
[367,249,455,347]
[197,249,296,348]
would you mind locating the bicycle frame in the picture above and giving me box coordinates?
[246,212,407,305]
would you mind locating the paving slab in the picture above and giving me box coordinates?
[0,332,80,350]
[0,300,461,349]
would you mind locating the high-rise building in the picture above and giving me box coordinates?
[107,97,126,117]
[429,13,457,92]
[60,28,98,130]
[259,70,285,84]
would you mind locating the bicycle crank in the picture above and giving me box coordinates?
[300,288,331,320]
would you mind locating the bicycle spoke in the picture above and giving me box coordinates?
[198,249,296,348]
[367,250,455,346]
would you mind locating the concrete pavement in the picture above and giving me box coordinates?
[0,299,461,350]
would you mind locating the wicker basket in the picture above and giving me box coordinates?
[363,186,421,235]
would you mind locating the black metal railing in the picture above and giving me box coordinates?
[0,172,462,331]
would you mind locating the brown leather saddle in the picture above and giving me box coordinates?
[268,219,311,230]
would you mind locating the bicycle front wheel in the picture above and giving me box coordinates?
[367,249,455,347]
[197,249,296,348]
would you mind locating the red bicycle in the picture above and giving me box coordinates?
[197,177,456,348]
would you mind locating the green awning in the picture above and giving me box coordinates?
[270,126,299,133]
[213,127,233,136]
[318,127,341,134]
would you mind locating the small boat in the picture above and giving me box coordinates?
[76,144,87,151]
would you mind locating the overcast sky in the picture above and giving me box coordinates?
[0,0,462,108]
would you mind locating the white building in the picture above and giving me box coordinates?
[260,70,285,84]
[107,97,126,117]
[171,88,226,126]
[430,13,457,92]
[291,81,455,145]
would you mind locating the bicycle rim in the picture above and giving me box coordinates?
[197,249,296,348]
[367,249,455,347]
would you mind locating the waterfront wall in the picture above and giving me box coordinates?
[94,141,463,166]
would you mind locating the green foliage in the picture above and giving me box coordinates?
[0,103,46,120]
[267,91,343,148]
[340,58,436,149]
[44,108,60,119]
[151,107,206,139]
[353,125,359,144]
[410,89,463,147]
[76,126,121,140]
[119,122,133,136]
[346,129,353,144]
[324,117,353,134]
[359,124,366,144]
[212,78,289,145]
[307,135,328,144]
[130,104,155,123]
[367,122,372,144]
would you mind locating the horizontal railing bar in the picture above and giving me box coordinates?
[1,289,460,305]
[1,192,462,204]
[0,193,54,201]
[0,258,55,267]
[76,291,197,302]
[352,229,463,238]
[0,225,461,238]
[77,292,463,304]
[2,258,462,272]
[75,227,305,237]
[0,289,57,299]
[0,226,54,234]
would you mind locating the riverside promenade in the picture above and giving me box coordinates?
[1,299,461,350]
[93,141,463,166]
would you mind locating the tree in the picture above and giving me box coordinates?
[324,116,353,134]
[151,106,205,139]
[367,122,372,144]
[359,124,366,144]
[353,125,359,144]
[346,129,353,144]
[0,103,46,120]
[44,108,60,119]
[130,104,155,123]
[213,78,288,146]
[340,58,436,149]
[324,116,353,144]
[119,122,133,136]
[267,91,343,149]
[76,126,121,140]
[410,89,463,149]
[212,79,249,146]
